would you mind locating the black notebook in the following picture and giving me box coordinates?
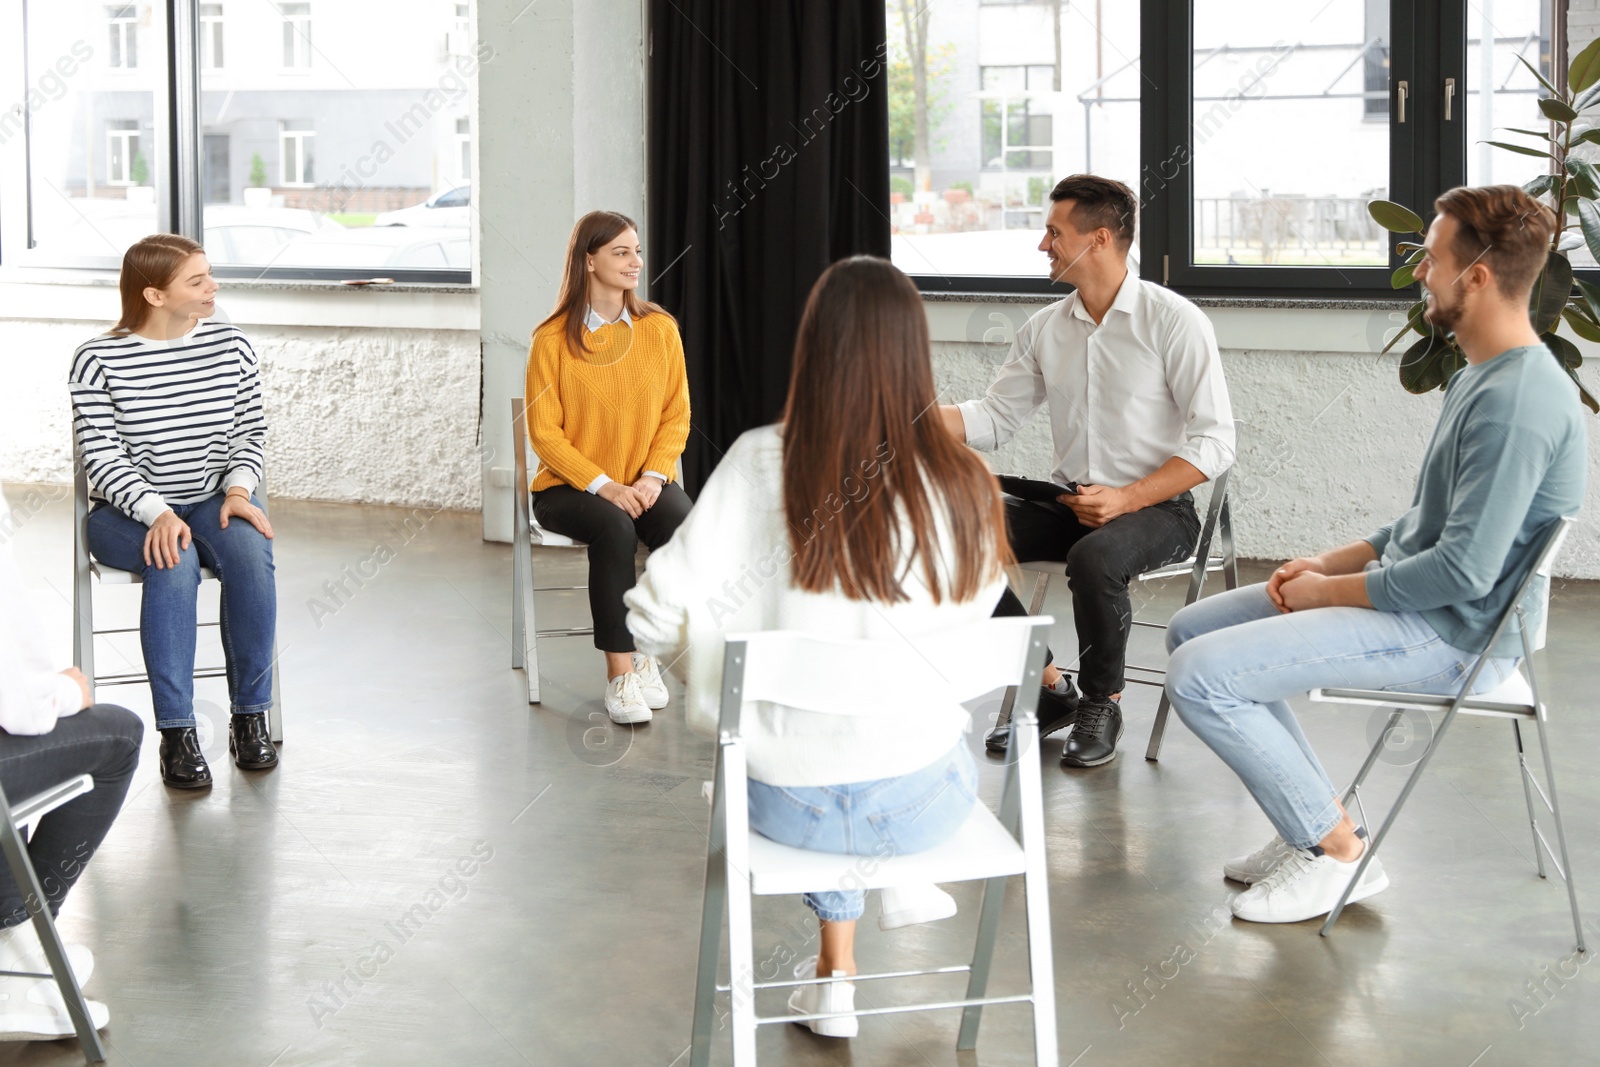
[998,475,1082,501]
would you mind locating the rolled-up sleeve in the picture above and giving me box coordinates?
[955,317,1047,452]
[1164,306,1235,479]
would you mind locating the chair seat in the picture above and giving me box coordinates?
[1310,668,1535,719]
[528,519,586,550]
[747,802,1025,896]
[91,561,217,584]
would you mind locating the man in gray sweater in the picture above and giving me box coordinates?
[1162,184,1587,924]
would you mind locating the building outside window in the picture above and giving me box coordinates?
[201,4,225,70]
[107,4,138,69]
[107,120,140,185]
[280,120,314,185]
[280,2,311,69]
[456,117,472,181]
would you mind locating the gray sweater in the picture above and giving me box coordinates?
[1365,344,1587,657]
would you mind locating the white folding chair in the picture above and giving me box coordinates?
[71,457,284,744]
[509,397,683,704]
[510,398,595,705]
[689,617,1059,1066]
[992,464,1237,761]
[0,774,105,1062]
[1309,515,1584,947]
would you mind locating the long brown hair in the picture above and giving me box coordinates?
[783,256,1012,604]
[111,234,206,336]
[537,211,667,356]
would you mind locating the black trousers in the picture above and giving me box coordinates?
[0,704,142,926]
[993,494,1200,700]
[532,482,693,653]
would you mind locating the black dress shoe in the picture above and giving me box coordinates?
[985,676,1080,753]
[158,727,213,789]
[1061,698,1124,767]
[229,713,279,770]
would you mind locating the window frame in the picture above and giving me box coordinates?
[107,4,138,70]
[2,0,474,285]
[280,3,312,70]
[906,0,1547,299]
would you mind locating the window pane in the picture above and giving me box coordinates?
[1463,3,1552,196]
[201,2,477,273]
[1190,1,1389,266]
[15,4,166,268]
[887,0,1140,277]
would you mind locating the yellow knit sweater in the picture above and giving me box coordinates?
[524,311,691,492]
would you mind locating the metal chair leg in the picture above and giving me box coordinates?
[1534,713,1587,953]
[1322,707,1464,936]
[1512,719,1546,879]
[267,638,284,744]
[1144,692,1175,761]
[690,769,731,1067]
[0,787,105,1063]
[956,874,1009,1051]
[993,572,1053,742]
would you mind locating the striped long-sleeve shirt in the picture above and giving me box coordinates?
[68,321,266,526]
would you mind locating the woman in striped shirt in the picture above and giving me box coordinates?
[68,234,278,790]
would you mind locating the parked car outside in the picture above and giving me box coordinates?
[270,225,470,270]
[374,182,471,228]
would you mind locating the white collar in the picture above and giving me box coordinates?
[584,305,632,331]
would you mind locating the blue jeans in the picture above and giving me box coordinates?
[747,744,978,922]
[86,494,277,730]
[1165,583,1515,850]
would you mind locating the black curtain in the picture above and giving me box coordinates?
[649,1,892,491]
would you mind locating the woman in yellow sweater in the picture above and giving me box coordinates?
[525,211,692,724]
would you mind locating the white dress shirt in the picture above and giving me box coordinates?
[956,272,1235,488]
[575,305,672,495]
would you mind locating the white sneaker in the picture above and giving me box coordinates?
[787,958,857,1038]
[878,883,958,930]
[1223,834,1293,885]
[631,653,669,710]
[0,927,93,987]
[1230,845,1390,924]
[0,981,109,1040]
[604,673,652,724]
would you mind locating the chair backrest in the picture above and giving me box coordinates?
[717,616,1053,736]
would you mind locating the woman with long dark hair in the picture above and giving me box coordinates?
[69,234,278,790]
[626,256,1013,1038]
[525,211,692,723]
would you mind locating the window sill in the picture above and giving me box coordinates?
[917,289,1412,310]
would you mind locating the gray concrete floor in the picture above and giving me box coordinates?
[2,485,1597,1067]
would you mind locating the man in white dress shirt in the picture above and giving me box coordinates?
[939,175,1235,767]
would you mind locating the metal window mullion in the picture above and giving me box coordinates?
[166,0,202,240]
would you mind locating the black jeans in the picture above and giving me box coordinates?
[993,494,1200,700]
[532,482,693,653]
[0,704,143,927]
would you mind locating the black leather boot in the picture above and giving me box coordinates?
[158,727,213,789]
[228,713,279,770]
[1061,698,1124,768]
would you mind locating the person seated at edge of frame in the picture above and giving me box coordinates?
[937,174,1235,768]
[525,211,692,726]
[1164,184,1586,924]
[69,234,279,790]
[625,256,1014,1038]
[0,490,143,1039]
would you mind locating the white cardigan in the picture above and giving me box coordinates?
[624,425,1006,787]
[0,494,85,735]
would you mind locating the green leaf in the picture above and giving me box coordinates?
[1524,173,1558,199]
[1399,334,1465,395]
[1368,200,1425,234]
[1569,158,1600,197]
[1380,302,1427,354]
[1572,34,1600,93]
[1518,54,1561,98]
[1540,97,1579,123]
[1542,331,1584,370]
[1578,199,1600,264]
[1483,140,1555,159]
[1532,252,1575,335]
[1575,84,1600,115]
[1562,305,1600,342]
[1498,127,1556,140]
[1562,363,1600,413]
[1405,246,1426,264]
[1577,277,1600,323]
[1396,240,1425,253]
[1391,263,1416,288]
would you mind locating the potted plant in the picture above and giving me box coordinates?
[243,152,272,209]
[125,150,155,203]
[1370,38,1600,413]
